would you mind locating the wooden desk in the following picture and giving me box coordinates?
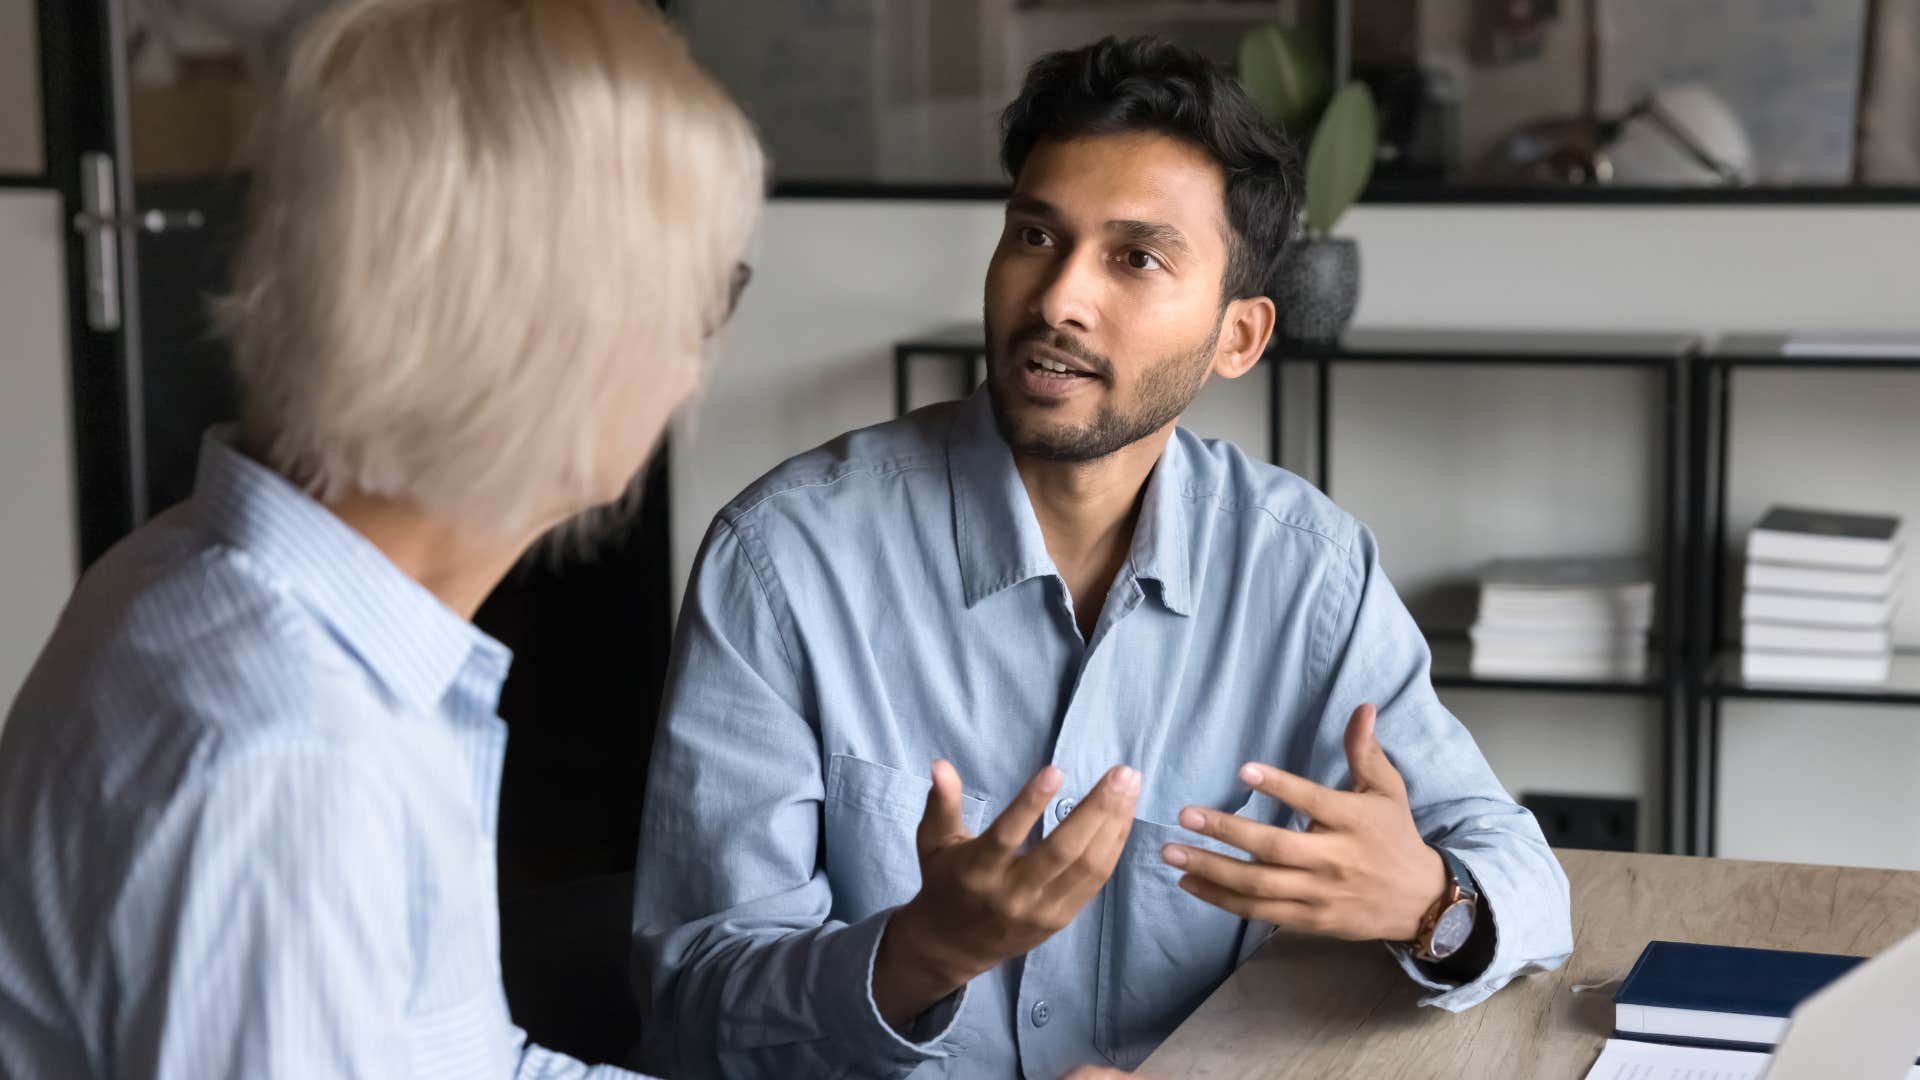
[1141,850,1920,1079]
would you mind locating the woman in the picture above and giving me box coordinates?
[0,0,759,1075]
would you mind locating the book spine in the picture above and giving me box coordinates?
[1742,592,1894,627]
[1748,532,1900,571]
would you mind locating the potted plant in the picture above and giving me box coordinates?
[1239,26,1379,342]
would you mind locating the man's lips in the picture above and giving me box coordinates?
[1015,340,1101,379]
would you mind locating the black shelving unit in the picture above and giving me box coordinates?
[892,324,989,421]
[894,327,1697,854]
[1689,335,1920,856]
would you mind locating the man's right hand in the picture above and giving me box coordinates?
[873,760,1141,1030]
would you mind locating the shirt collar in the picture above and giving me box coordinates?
[188,429,511,714]
[1127,433,1194,617]
[946,390,1193,616]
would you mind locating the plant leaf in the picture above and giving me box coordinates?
[1304,82,1379,234]
[1237,24,1330,138]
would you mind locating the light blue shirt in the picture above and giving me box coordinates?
[0,434,646,1080]
[633,391,1573,1079]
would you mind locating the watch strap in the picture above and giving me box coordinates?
[1435,844,1479,902]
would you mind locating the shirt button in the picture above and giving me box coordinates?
[1030,1000,1052,1028]
[1055,798,1076,822]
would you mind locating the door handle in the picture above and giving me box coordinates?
[72,208,206,234]
[69,151,205,332]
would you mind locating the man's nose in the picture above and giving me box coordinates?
[1031,248,1102,334]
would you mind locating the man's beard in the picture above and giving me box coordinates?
[986,315,1222,463]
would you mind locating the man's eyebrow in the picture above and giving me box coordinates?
[1111,219,1192,257]
[1005,194,1060,219]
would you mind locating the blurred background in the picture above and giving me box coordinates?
[676,0,1919,191]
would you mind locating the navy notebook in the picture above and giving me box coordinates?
[1614,941,1865,1054]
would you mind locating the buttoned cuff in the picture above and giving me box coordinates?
[828,907,969,1070]
[1388,846,1508,1012]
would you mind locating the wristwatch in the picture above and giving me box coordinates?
[1412,846,1479,963]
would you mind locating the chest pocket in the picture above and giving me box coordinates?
[1094,793,1270,1069]
[822,754,990,921]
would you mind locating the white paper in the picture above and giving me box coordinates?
[1587,1038,1772,1080]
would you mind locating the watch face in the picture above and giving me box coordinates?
[1430,900,1475,957]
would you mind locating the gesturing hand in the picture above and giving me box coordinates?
[873,760,1141,1029]
[1160,704,1445,943]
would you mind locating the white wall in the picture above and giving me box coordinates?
[675,199,1920,867]
[0,191,79,725]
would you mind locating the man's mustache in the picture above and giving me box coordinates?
[1005,327,1114,381]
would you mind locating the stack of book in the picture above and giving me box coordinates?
[1470,557,1655,681]
[1741,507,1904,685]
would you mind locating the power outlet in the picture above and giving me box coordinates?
[1520,793,1638,852]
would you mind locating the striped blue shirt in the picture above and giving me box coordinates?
[0,433,646,1080]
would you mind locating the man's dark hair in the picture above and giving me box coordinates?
[1000,36,1301,302]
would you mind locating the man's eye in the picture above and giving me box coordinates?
[1123,249,1162,271]
[1020,226,1053,248]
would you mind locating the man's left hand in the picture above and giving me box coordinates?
[1160,703,1446,943]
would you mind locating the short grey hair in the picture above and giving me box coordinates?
[218,0,765,533]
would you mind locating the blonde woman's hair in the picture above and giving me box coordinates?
[218,0,764,533]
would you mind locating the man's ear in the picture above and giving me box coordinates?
[1212,294,1276,381]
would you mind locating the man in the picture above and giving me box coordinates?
[0,0,766,1075]
[633,37,1573,1079]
